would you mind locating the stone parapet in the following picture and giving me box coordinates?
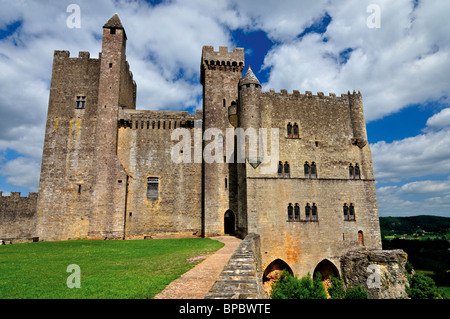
[206,234,269,299]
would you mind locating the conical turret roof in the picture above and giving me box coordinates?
[103,13,124,29]
[240,66,261,87]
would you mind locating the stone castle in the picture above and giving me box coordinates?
[1,14,389,287]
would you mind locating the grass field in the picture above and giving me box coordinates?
[0,238,224,299]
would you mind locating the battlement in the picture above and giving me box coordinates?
[263,88,362,101]
[54,50,100,60]
[0,192,38,200]
[201,46,245,83]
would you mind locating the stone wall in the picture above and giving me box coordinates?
[206,234,269,299]
[0,192,38,241]
[340,248,409,299]
[117,109,203,238]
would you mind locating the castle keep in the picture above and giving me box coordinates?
[1,14,383,282]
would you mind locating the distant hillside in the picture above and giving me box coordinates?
[380,215,450,237]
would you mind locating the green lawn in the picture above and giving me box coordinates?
[0,238,224,299]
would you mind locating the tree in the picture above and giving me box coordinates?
[406,272,442,299]
[344,285,368,299]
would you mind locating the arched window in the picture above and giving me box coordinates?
[311,203,318,221]
[305,203,311,220]
[287,203,293,221]
[355,164,360,179]
[343,203,349,221]
[287,122,293,138]
[278,161,283,178]
[311,162,317,178]
[284,162,290,178]
[294,204,300,221]
[349,164,354,179]
[304,162,310,178]
[293,123,299,138]
[349,203,355,221]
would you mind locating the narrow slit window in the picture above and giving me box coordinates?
[349,164,354,179]
[293,123,299,138]
[349,204,355,220]
[343,204,349,221]
[294,204,300,221]
[78,185,82,194]
[278,162,283,178]
[284,162,290,178]
[311,203,318,221]
[147,177,159,199]
[287,122,293,138]
[287,203,293,221]
[304,162,310,178]
[305,203,311,220]
[311,162,317,178]
[355,164,360,179]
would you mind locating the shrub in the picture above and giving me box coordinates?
[270,270,327,299]
[344,285,368,299]
[327,276,346,299]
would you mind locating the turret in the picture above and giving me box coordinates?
[238,66,262,164]
[348,91,368,148]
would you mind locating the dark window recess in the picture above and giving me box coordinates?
[349,164,354,179]
[294,204,300,221]
[78,185,82,194]
[311,204,318,221]
[284,162,290,178]
[355,164,361,179]
[287,203,293,221]
[311,162,317,178]
[304,162,310,178]
[293,123,299,138]
[110,28,116,34]
[278,162,283,178]
[287,122,292,138]
[147,177,159,199]
[76,96,86,109]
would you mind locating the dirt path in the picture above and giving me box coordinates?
[153,236,242,299]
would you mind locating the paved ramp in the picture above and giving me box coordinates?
[153,236,242,299]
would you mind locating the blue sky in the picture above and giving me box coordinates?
[0,0,449,217]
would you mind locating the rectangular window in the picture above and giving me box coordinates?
[76,96,86,109]
[147,177,159,199]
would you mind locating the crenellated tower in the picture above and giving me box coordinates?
[201,46,245,236]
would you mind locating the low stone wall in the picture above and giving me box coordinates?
[206,234,269,299]
[340,248,409,299]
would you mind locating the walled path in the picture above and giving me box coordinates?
[153,235,242,299]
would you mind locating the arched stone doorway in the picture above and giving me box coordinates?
[224,210,235,235]
[313,259,340,281]
[262,259,294,293]
[313,259,340,294]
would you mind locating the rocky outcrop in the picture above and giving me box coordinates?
[340,248,409,299]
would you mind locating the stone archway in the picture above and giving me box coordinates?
[262,259,294,293]
[313,259,340,280]
[224,210,235,235]
[313,259,340,294]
